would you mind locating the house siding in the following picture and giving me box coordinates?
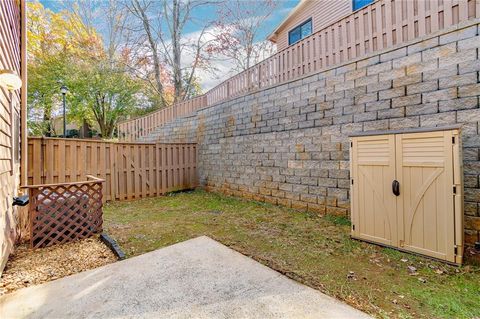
[0,0,24,274]
[274,0,352,51]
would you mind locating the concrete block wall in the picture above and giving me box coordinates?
[142,20,480,251]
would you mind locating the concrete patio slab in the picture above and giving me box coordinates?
[0,236,371,319]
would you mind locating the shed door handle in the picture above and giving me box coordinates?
[392,180,400,196]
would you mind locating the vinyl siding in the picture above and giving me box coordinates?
[274,0,352,51]
[0,0,22,274]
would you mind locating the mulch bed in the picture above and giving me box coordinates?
[0,236,117,296]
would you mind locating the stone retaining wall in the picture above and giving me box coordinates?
[142,20,480,252]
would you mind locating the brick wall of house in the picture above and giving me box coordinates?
[142,20,480,253]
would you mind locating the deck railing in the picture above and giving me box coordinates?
[119,95,207,141]
[118,0,480,141]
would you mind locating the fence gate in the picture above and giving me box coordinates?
[350,127,463,264]
[27,138,198,202]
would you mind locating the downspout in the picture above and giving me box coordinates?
[20,0,28,187]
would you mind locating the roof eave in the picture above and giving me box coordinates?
[266,0,310,42]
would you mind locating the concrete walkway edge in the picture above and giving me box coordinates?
[0,236,371,319]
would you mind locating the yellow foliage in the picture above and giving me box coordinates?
[27,1,104,64]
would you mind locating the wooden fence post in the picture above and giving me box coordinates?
[27,137,198,201]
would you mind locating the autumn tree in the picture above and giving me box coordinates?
[27,2,104,61]
[208,0,277,73]
[68,61,141,138]
[66,0,129,66]
[27,1,143,138]
[27,56,68,136]
[27,1,104,136]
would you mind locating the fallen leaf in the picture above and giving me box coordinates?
[0,236,117,296]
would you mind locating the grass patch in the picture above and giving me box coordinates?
[104,190,480,319]
[324,214,351,226]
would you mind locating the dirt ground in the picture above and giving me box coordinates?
[0,236,117,295]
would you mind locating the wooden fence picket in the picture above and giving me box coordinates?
[27,137,197,201]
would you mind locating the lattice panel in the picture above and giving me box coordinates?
[29,180,103,248]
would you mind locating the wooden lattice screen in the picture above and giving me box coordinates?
[27,176,104,248]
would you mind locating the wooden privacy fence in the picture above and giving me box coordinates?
[26,175,104,248]
[27,137,197,201]
[118,0,480,141]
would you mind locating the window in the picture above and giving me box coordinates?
[353,0,374,11]
[288,19,312,45]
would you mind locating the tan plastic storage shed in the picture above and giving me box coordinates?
[350,126,463,264]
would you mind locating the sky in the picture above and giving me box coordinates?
[38,0,300,90]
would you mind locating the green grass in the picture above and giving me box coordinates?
[103,190,480,319]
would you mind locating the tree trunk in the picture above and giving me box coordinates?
[43,110,52,137]
[80,120,89,138]
[132,0,166,107]
[172,0,183,102]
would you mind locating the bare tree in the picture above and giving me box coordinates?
[104,0,129,65]
[66,0,129,66]
[207,0,277,73]
[161,0,211,102]
[125,0,216,105]
[126,0,168,106]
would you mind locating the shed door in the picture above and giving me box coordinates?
[396,131,455,262]
[351,135,397,246]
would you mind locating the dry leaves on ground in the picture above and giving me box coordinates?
[0,236,117,295]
